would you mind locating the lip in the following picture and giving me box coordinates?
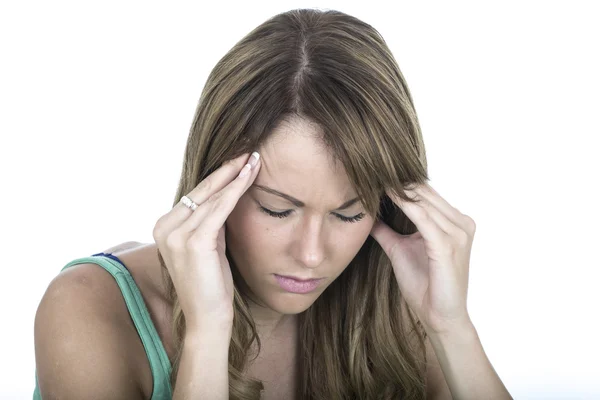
[276,274,323,282]
[274,274,325,294]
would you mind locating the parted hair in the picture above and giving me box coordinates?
[158,8,431,399]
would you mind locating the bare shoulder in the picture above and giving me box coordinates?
[34,262,148,400]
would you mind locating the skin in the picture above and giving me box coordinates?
[106,116,509,398]
[38,118,462,399]
[225,116,375,339]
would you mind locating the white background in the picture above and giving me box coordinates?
[1,1,598,399]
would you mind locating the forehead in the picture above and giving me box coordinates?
[254,118,356,205]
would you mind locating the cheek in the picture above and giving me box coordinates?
[227,198,257,248]
[340,216,374,245]
[330,221,374,262]
[226,197,285,263]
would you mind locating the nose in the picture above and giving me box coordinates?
[290,214,326,269]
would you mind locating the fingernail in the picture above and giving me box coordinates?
[249,151,260,168]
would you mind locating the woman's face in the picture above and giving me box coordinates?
[225,117,375,316]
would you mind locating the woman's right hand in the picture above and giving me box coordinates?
[152,152,261,332]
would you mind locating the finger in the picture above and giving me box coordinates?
[410,190,462,236]
[182,152,261,235]
[157,152,252,234]
[370,220,419,281]
[177,152,251,213]
[370,219,403,260]
[413,184,467,230]
[386,188,450,242]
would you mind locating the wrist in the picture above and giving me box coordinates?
[427,318,478,348]
[186,321,233,342]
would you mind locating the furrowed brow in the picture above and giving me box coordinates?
[252,184,359,211]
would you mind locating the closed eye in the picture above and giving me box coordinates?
[259,206,365,223]
[259,206,292,219]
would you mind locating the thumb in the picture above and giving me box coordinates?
[370,220,422,294]
[370,220,405,261]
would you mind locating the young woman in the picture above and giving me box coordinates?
[33,8,512,400]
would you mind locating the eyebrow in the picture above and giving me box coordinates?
[252,184,360,211]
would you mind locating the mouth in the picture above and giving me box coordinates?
[274,274,324,294]
[276,274,323,281]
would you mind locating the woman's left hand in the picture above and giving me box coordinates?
[369,183,477,336]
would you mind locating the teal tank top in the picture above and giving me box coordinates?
[33,253,173,399]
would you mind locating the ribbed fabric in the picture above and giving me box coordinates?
[33,253,173,399]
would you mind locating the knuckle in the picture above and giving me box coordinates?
[464,215,476,234]
[152,215,170,241]
[152,221,164,242]
[165,232,186,253]
[198,176,212,193]
[208,190,224,205]
[455,229,470,246]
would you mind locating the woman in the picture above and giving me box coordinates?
[33,8,512,400]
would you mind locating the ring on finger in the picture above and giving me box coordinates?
[180,195,199,211]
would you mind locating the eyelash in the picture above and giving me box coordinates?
[259,206,366,223]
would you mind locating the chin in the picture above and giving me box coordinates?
[267,291,322,314]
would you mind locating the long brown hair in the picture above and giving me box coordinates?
[159,8,431,399]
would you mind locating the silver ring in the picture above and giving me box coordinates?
[180,195,199,211]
